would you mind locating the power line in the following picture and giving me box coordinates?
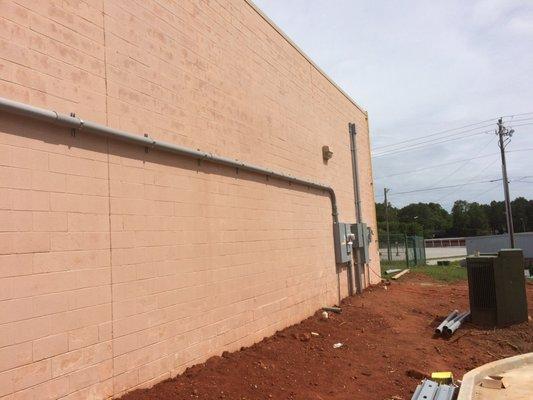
[506,122,533,129]
[424,136,496,190]
[373,118,532,206]
[374,147,533,180]
[372,119,496,151]
[372,122,533,159]
[372,125,494,156]
[376,177,502,197]
[504,117,533,124]
[372,129,492,158]
[434,158,499,203]
[502,111,533,119]
[375,124,496,154]
[376,163,530,202]
[375,154,494,179]
[372,112,533,152]
[440,182,502,208]
[470,182,502,202]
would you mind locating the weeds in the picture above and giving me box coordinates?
[381,261,468,283]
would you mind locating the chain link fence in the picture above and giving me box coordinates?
[379,233,426,267]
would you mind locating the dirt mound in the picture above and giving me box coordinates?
[121,273,532,400]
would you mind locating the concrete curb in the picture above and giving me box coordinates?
[457,352,533,399]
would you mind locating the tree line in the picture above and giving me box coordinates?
[375,197,533,239]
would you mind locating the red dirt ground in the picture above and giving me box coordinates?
[121,274,533,400]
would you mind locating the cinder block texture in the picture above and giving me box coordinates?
[0,0,379,398]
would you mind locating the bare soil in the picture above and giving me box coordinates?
[121,274,533,400]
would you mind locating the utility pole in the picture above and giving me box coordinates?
[384,188,391,261]
[497,118,515,248]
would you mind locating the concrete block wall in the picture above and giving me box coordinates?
[0,0,379,398]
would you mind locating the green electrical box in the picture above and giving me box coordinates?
[466,249,528,327]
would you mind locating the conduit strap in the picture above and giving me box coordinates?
[0,96,339,223]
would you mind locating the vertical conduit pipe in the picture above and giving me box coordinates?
[349,122,365,294]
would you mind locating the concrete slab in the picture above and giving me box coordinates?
[458,353,533,400]
[474,364,533,400]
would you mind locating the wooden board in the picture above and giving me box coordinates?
[391,269,410,280]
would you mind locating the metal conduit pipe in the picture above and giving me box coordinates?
[349,123,364,294]
[435,310,459,335]
[443,311,470,337]
[0,95,341,237]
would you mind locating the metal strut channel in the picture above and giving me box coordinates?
[0,95,340,229]
[411,380,457,400]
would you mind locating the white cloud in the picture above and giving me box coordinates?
[253,0,533,209]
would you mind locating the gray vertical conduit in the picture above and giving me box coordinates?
[349,122,365,294]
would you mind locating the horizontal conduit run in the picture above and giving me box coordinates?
[0,96,340,225]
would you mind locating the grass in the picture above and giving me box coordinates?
[381,260,468,283]
[410,263,468,283]
[380,260,409,269]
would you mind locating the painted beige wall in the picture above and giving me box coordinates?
[0,0,379,398]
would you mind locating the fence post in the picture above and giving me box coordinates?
[421,238,427,264]
[404,234,409,267]
[414,236,418,266]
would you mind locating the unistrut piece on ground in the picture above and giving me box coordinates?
[411,379,457,400]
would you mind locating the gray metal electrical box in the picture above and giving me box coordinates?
[333,222,354,264]
[351,223,371,264]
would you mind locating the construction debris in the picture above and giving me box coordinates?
[321,311,329,320]
[333,342,343,349]
[410,379,457,400]
[391,269,410,280]
[435,310,470,338]
[385,268,402,274]
[322,306,342,314]
[481,375,507,389]
[443,311,470,338]
[435,310,459,335]
[431,372,453,385]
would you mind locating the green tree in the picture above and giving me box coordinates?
[375,197,532,239]
[375,201,400,237]
[449,200,490,236]
[511,197,530,233]
[398,202,451,238]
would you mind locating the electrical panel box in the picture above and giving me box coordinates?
[333,222,354,264]
[467,249,528,327]
[351,223,371,264]
[352,223,366,248]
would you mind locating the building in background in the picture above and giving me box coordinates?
[466,233,533,266]
[0,0,378,398]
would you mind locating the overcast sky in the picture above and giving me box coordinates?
[253,0,533,210]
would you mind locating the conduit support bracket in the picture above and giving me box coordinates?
[70,112,76,137]
[0,95,342,250]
